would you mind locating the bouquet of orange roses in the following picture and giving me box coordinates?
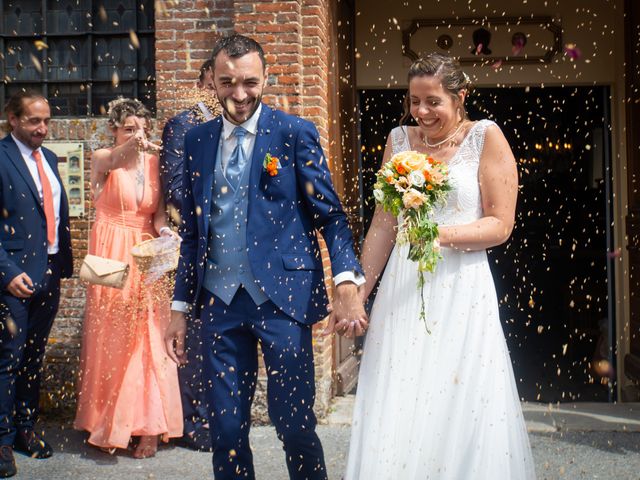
[373,150,451,329]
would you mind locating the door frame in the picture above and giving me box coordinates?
[623,0,640,384]
[328,0,363,396]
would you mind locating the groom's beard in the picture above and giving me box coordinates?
[221,94,262,124]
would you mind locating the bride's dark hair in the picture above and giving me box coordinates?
[399,53,473,125]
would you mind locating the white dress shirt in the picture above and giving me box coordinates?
[219,104,261,173]
[172,106,363,313]
[196,102,215,122]
[11,134,62,254]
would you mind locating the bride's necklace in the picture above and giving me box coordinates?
[424,121,465,148]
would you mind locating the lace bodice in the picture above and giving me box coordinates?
[390,120,495,226]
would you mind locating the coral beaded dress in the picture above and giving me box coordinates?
[74,154,182,449]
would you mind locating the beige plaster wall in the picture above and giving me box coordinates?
[355,0,621,88]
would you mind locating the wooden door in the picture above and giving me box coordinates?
[328,0,362,396]
[623,0,640,380]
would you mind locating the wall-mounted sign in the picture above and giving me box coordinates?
[402,16,562,65]
[43,142,85,217]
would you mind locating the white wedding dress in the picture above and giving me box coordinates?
[345,120,536,480]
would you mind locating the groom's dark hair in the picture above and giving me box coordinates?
[210,33,266,71]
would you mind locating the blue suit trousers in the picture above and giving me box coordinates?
[178,312,210,434]
[0,254,61,446]
[199,287,327,480]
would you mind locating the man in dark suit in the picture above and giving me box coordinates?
[160,60,219,451]
[161,60,217,224]
[0,92,73,478]
[164,34,367,480]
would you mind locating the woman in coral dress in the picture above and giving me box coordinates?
[74,98,182,458]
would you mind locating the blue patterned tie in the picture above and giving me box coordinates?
[226,126,247,190]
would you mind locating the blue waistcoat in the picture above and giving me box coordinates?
[202,147,268,306]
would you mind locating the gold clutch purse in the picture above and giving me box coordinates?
[79,254,130,289]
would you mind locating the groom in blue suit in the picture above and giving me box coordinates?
[165,34,367,479]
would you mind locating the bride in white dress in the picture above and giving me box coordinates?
[344,54,536,479]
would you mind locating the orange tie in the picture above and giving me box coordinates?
[32,150,56,247]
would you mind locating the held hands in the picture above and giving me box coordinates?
[322,282,369,338]
[164,310,187,365]
[7,272,35,298]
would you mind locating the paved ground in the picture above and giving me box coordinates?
[12,399,640,479]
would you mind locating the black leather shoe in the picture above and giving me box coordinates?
[175,427,212,452]
[0,446,16,478]
[13,429,53,459]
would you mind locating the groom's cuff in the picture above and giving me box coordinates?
[334,271,365,286]
[171,300,192,313]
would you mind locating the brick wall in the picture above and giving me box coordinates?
[42,2,235,412]
[40,0,340,424]
[235,1,304,116]
[233,0,336,421]
[40,118,109,411]
[301,0,335,417]
[155,0,234,121]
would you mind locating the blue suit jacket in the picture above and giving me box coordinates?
[174,104,363,325]
[160,106,202,213]
[0,135,73,288]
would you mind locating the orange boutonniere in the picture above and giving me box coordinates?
[263,153,281,176]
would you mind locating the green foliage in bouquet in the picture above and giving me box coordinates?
[373,150,452,331]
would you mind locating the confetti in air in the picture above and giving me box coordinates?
[129,30,140,49]
[30,54,42,73]
[34,40,48,51]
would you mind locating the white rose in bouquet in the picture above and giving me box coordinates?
[408,169,425,187]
